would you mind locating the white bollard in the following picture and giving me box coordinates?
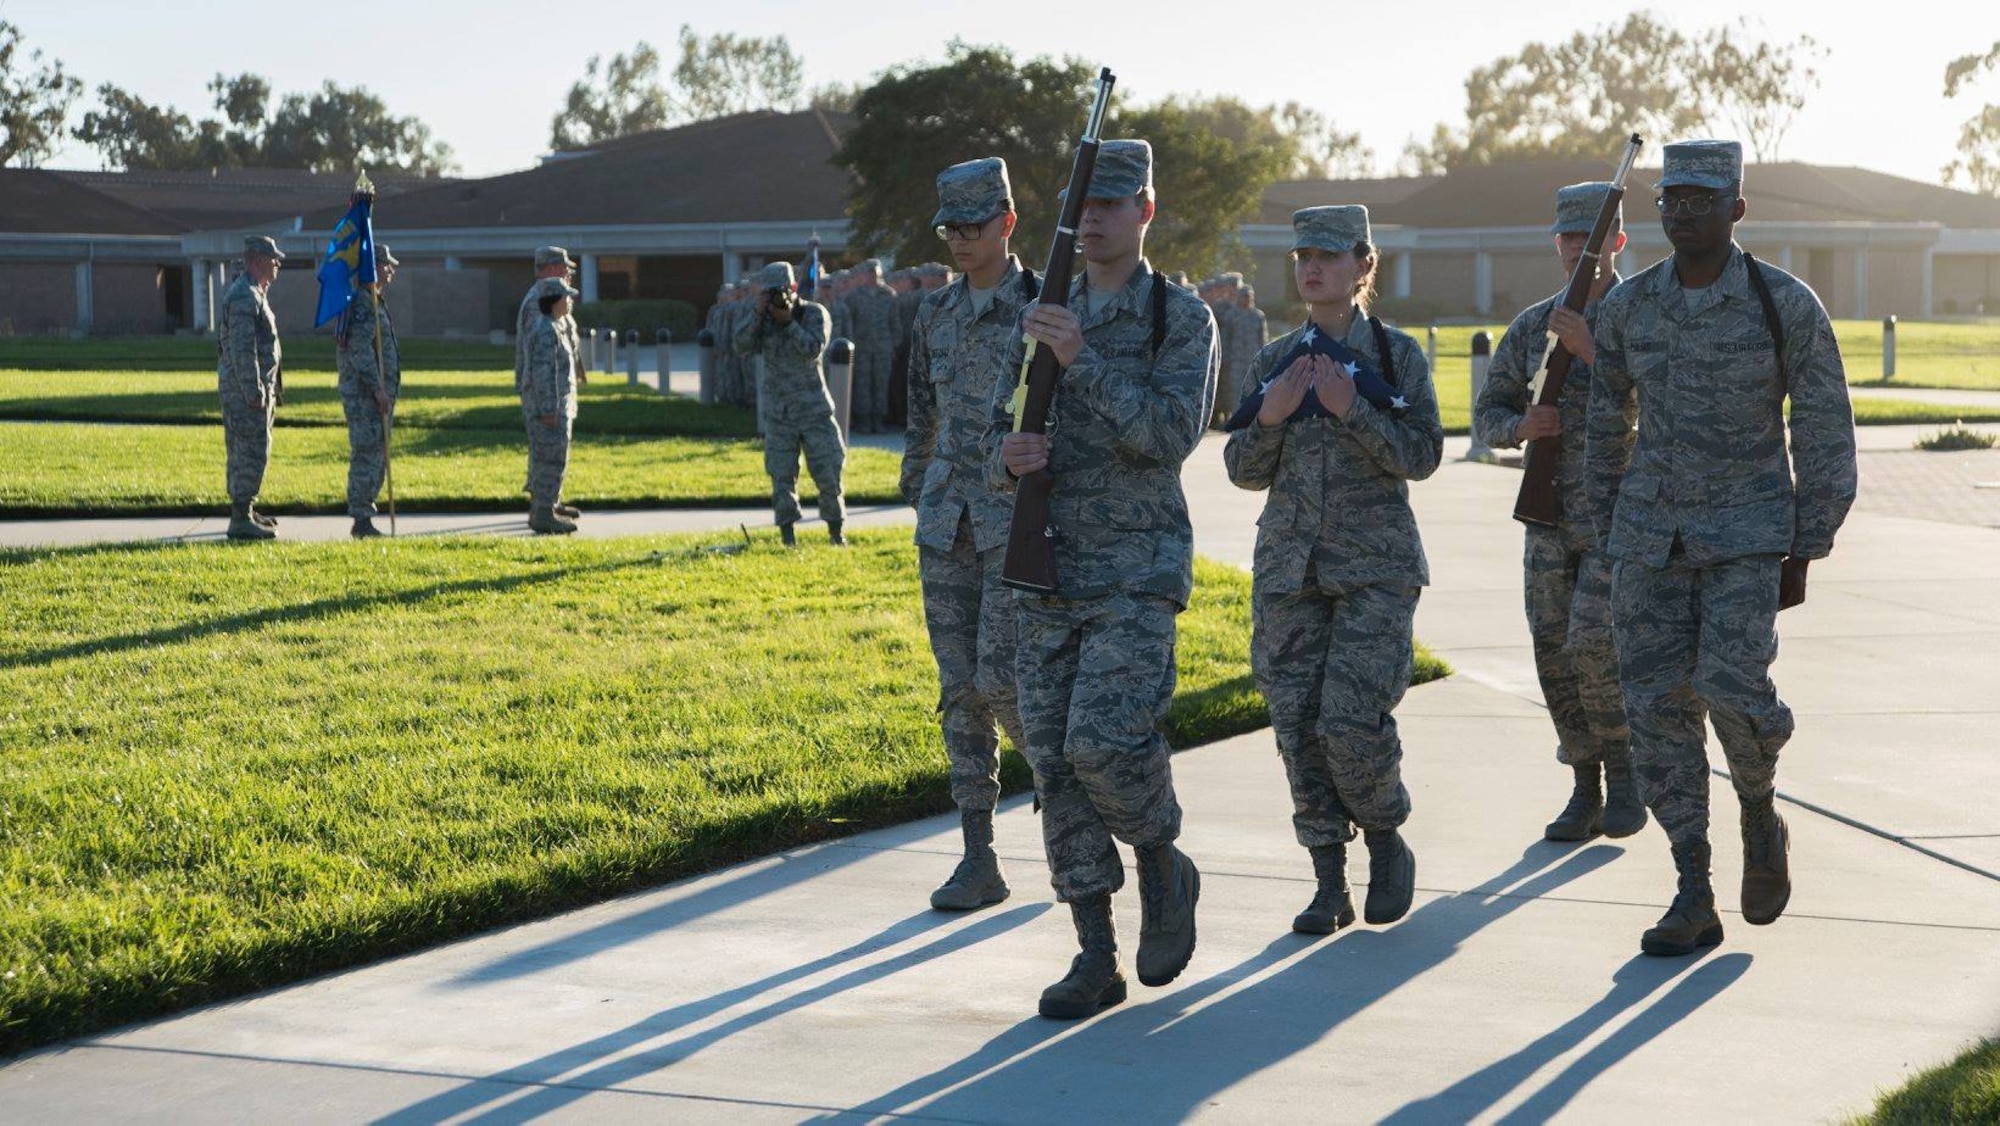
[1427,324,1438,372]
[1467,331,1494,463]
[656,329,673,394]
[625,330,640,385]
[602,327,616,376]
[1882,315,1897,380]
[826,337,855,444]
[697,329,717,405]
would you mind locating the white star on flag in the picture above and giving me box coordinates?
[1391,395,1409,410]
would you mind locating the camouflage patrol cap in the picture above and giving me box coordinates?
[243,235,285,261]
[758,261,795,289]
[1221,271,1245,287]
[931,157,1012,227]
[534,276,578,300]
[1551,181,1617,235]
[1657,140,1744,191]
[1061,139,1153,201]
[374,244,400,267]
[534,246,577,269]
[1292,205,1370,253]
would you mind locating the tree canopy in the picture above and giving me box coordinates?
[835,42,1322,275]
[0,21,82,168]
[550,25,805,149]
[1404,14,1821,172]
[73,73,453,174]
[1944,41,2000,196]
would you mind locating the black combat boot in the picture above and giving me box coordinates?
[1363,828,1416,924]
[1740,798,1791,925]
[350,517,383,539]
[1601,749,1648,839]
[930,808,1009,911]
[1544,762,1605,841]
[247,501,278,528]
[828,520,847,547]
[1292,842,1355,935]
[225,501,274,541]
[779,522,798,548]
[1641,839,1724,956]
[1134,842,1200,986]
[1039,896,1126,1020]
[554,501,581,519]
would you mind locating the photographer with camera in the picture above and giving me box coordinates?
[733,261,846,546]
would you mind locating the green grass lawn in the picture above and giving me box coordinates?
[0,369,757,438]
[0,533,1446,1052]
[0,422,904,517]
[0,336,514,372]
[1856,1038,2000,1123]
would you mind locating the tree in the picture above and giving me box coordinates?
[1275,102,1375,179]
[550,25,806,149]
[0,21,82,168]
[549,42,670,150]
[72,75,454,174]
[1944,41,2000,196]
[835,42,1099,270]
[836,43,1302,275]
[1406,14,1820,172]
[668,25,804,122]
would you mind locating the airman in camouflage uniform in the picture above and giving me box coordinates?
[848,259,900,432]
[1475,182,1647,844]
[1224,205,1442,936]
[217,235,285,541]
[905,157,1037,914]
[336,244,403,538]
[1584,140,1857,956]
[522,276,583,535]
[998,140,1217,1020]
[517,247,585,520]
[736,260,846,545]
[1217,274,1269,427]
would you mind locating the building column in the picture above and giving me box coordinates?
[580,253,600,303]
[443,256,463,270]
[1852,247,1870,318]
[191,258,212,333]
[1473,251,1493,316]
[1921,246,1935,317]
[1777,244,1794,271]
[1392,252,1412,299]
[74,259,95,335]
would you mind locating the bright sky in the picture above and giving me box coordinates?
[7,0,1991,188]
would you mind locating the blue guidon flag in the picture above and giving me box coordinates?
[1221,321,1407,431]
[314,191,377,327]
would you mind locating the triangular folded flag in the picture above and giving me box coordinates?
[1222,321,1407,431]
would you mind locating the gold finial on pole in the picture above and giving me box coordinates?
[355,169,376,195]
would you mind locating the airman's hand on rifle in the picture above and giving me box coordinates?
[1312,355,1358,418]
[1779,557,1809,610]
[1516,404,1562,442]
[539,413,558,428]
[1256,355,1315,426]
[1002,432,1050,478]
[1021,305,1083,368]
[373,387,391,414]
[1549,307,1595,365]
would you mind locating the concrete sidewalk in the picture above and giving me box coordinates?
[3,434,1998,1122]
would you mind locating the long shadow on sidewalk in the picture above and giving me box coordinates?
[1383,950,1752,1123]
[833,842,1621,1123]
[378,902,1049,1124]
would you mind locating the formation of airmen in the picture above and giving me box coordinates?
[898,135,1857,1018]
[213,131,1858,1021]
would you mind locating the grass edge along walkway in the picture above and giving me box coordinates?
[1854,1037,2000,1124]
[0,533,1447,1054]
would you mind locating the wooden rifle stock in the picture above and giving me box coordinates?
[1513,134,1643,528]
[1002,67,1116,593]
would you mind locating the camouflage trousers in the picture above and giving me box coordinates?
[1253,577,1418,844]
[220,393,275,504]
[765,400,845,526]
[1524,527,1630,766]
[523,410,572,509]
[920,515,1025,812]
[852,347,891,424]
[1612,551,1793,845]
[1016,590,1183,902]
[341,392,396,519]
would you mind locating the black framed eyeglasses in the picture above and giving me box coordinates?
[1654,193,1730,218]
[935,216,998,242]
